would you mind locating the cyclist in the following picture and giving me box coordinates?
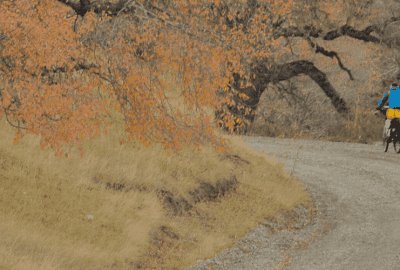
[376,83,400,139]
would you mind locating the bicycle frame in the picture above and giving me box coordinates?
[381,106,400,153]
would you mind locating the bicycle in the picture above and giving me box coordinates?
[378,105,400,153]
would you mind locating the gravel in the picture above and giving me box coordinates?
[184,136,400,270]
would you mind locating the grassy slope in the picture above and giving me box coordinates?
[0,57,316,270]
[0,113,313,270]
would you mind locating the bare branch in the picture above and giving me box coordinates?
[306,37,354,80]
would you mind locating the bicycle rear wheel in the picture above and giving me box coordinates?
[393,127,400,153]
[394,139,400,153]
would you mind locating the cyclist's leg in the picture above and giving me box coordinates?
[391,110,400,132]
[384,119,391,138]
[393,114,400,132]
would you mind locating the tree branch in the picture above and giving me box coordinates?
[306,37,354,80]
[249,60,349,114]
[275,22,381,43]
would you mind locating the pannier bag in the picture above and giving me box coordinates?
[386,108,400,120]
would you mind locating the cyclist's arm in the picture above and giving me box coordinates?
[378,92,389,109]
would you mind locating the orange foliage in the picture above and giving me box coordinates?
[0,0,376,157]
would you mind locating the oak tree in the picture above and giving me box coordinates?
[1,0,400,157]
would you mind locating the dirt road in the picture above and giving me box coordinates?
[185,136,400,270]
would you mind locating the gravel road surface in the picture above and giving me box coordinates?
[184,136,400,270]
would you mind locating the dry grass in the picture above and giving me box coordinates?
[0,113,312,270]
[0,64,314,270]
[248,97,383,144]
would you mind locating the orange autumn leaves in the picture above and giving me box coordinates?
[0,0,233,158]
[114,33,232,156]
[0,0,368,157]
[0,0,101,158]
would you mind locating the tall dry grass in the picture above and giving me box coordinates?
[0,64,314,270]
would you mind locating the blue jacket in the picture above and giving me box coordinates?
[378,86,400,109]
